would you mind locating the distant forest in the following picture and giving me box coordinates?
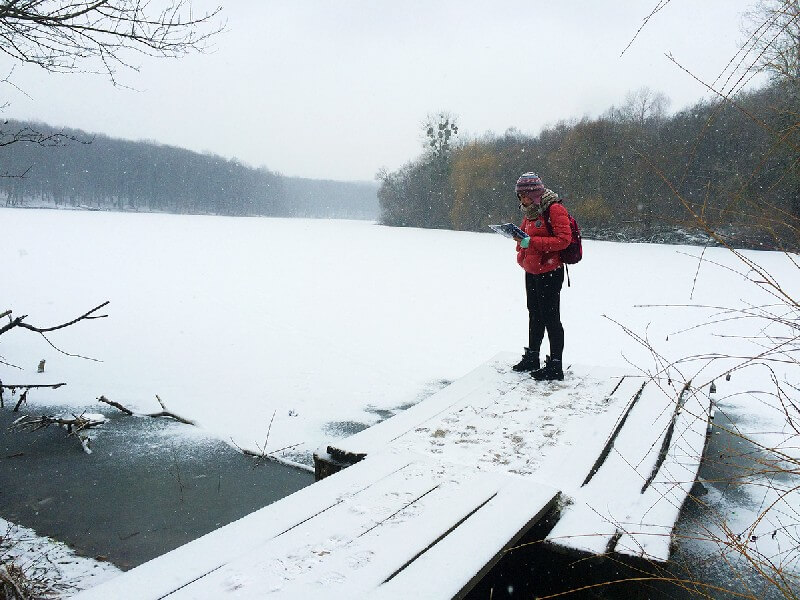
[378,81,799,251]
[0,120,379,220]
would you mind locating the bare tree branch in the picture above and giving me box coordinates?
[0,0,224,81]
[3,300,110,335]
[96,394,133,415]
[10,412,105,453]
[98,393,196,425]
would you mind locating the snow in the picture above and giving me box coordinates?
[4,209,794,465]
[0,517,120,597]
[1,208,798,593]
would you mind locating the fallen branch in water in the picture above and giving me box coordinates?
[96,395,133,415]
[9,413,105,454]
[97,394,197,426]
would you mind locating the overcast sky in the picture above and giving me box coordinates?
[4,0,765,182]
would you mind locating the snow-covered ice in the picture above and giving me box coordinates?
[2,208,798,594]
[3,209,794,465]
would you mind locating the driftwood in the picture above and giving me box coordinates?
[7,394,195,456]
[98,394,197,426]
[6,393,196,456]
[96,395,133,415]
[237,442,304,463]
[9,413,104,454]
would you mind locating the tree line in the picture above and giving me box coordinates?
[0,120,379,220]
[378,81,799,251]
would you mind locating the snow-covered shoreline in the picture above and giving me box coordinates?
[0,517,120,598]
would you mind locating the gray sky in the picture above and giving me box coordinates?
[4,1,765,181]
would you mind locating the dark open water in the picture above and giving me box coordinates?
[0,404,313,570]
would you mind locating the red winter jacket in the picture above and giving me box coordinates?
[516,202,573,275]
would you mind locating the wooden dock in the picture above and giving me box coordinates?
[74,352,712,599]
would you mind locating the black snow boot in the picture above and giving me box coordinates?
[512,348,540,372]
[532,356,564,381]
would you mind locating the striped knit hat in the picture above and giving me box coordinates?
[515,172,545,196]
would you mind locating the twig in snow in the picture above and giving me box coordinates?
[37,332,102,362]
[150,395,196,425]
[0,564,29,600]
[13,390,27,412]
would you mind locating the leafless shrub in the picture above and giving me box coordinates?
[610,2,800,597]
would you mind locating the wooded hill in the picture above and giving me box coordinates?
[0,120,379,221]
[378,81,799,251]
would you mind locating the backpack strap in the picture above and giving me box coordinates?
[541,205,570,286]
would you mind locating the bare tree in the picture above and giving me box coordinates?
[609,86,671,126]
[0,1,223,162]
[744,0,800,84]
[0,1,223,81]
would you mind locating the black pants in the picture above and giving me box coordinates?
[525,267,564,360]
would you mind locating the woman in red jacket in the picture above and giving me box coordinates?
[511,172,572,380]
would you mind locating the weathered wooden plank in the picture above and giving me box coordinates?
[545,379,683,558]
[329,357,639,484]
[165,456,557,599]
[370,480,558,599]
[615,387,712,559]
[531,374,649,489]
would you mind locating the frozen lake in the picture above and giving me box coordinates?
[1,207,798,595]
[1,207,796,465]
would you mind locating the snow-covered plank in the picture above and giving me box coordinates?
[327,355,639,482]
[370,479,558,599]
[383,366,643,483]
[163,455,557,599]
[615,387,712,559]
[71,452,414,600]
[528,374,651,493]
[545,379,684,558]
[327,354,520,461]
